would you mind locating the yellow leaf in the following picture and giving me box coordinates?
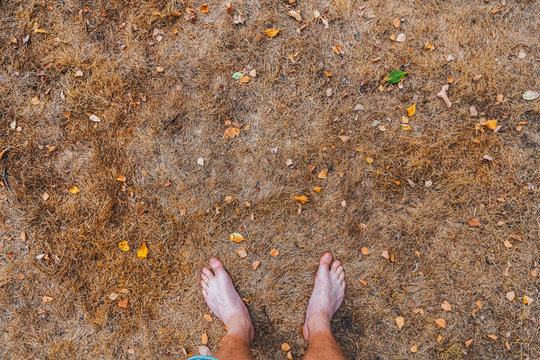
[137,242,148,258]
[118,240,130,251]
[435,318,446,328]
[361,247,370,255]
[523,295,533,305]
[366,157,373,164]
[69,186,80,194]
[156,66,164,73]
[407,104,416,117]
[294,195,309,204]
[485,119,498,130]
[281,343,291,351]
[264,29,279,37]
[200,4,209,13]
[395,316,405,330]
[201,332,208,344]
[34,28,48,34]
[229,233,245,242]
[203,314,213,322]
[410,344,418,353]
[437,334,444,342]
[269,248,279,257]
[313,187,323,192]
[401,124,411,131]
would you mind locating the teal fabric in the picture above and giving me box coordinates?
[187,356,218,360]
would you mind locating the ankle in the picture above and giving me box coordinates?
[306,312,332,340]
[225,315,254,343]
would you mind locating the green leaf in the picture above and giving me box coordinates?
[232,72,243,80]
[385,70,408,84]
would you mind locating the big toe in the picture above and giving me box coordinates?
[319,252,333,268]
[209,258,225,274]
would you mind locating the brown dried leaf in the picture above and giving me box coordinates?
[395,316,405,330]
[203,314,213,322]
[264,29,279,37]
[435,318,446,328]
[201,332,208,344]
[441,301,452,312]
[294,195,309,204]
[317,169,328,179]
[281,343,291,351]
[269,248,279,257]
[468,218,481,227]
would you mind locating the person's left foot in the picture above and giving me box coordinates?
[201,258,255,342]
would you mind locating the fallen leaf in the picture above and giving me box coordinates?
[42,296,54,303]
[164,179,172,186]
[201,332,208,344]
[381,250,390,259]
[338,135,350,143]
[116,175,126,182]
[407,104,416,117]
[224,127,240,138]
[281,343,291,351]
[523,295,533,305]
[200,4,209,13]
[496,94,504,102]
[366,157,373,164]
[487,334,498,340]
[238,75,250,83]
[465,339,473,348]
[470,106,478,116]
[42,192,50,201]
[485,119,498,130]
[229,233,245,242]
[385,70,408,84]
[441,301,452,312]
[522,91,539,100]
[109,293,119,301]
[396,316,405,330]
[69,186,80,194]
[31,96,40,105]
[232,72,243,80]
[354,104,364,111]
[447,76,453,83]
[137,242,148,258]
[236,247,247,258]
[118,298,128,309]
[118,240,130,251]
[286,351,293,360]
[198,346,212,356]
[437,334,444,342]
[435,318,446,328]
[361,247,370,255]
[264,29,279,37]
[156,66,164,73]
[505,341,510,350]
[476,300,482,309]
[269,248,279,257]
[392,18,401,28]
[197,158,205,166]
[313,187,323,192]
[252,260,261,270]
[288,10,302,22]
[317,169,328,179]
[395,33,406,42]
[410,344,418,353]
[424,42,434,51]
[89,114,101,122]
[506,291,515,301]
[503,239,513,248]
[468,218,481,227]
[294,195,309,204]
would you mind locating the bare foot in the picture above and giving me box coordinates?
[201,258,255,342]
[303,253,346,341]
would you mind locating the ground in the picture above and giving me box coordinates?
[0,0,538,359]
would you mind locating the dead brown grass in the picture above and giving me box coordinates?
[0,0,539,359]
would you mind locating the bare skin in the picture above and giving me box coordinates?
[200,253,345,360]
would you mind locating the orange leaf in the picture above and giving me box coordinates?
[118,298,128,309]
[238,75,250,83]
[201,332,208,344]
[69,186,80,194]
[441,301,452,312]
[203,314,213,322]
[118,241,130,252]
[361,247,370,255]
[468,218,481,227]
[313,187,323,192]
[410,344,418,353]
[252,260,261,270]
[200,4,209,13]
[281,343,291,351]
[487,334,498,340]
[465,339,473,348]
[523,295,533,305]
[485,119,498,130]
[294,195,309,204]
[435,318,446,328]
[269,248,279,257]
[42,296,54,303]
[395,316,405,330]
[317,169,328,179]
[264,29,279,37]
[406,104,416,117]
[224,127,240,138]
[137,242,148,258]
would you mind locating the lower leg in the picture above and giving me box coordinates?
[214,327,253,360]
[303,313,345,360]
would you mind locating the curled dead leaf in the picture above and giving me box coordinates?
[236,247,247,258]
[264,29,279,37]
[294,195,309,204]
[252,260,261,270]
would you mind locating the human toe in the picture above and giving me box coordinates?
[331,260,340,273]
[320,252,333,267]
[209,258,224,273]
[202,267,214,278]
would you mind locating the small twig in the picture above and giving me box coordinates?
[2,167,19,201]
[437,84,452,108]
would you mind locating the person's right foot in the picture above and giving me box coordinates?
[303,253,346,341]
[201,258,255,342]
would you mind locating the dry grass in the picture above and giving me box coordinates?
[1,0,539,359]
